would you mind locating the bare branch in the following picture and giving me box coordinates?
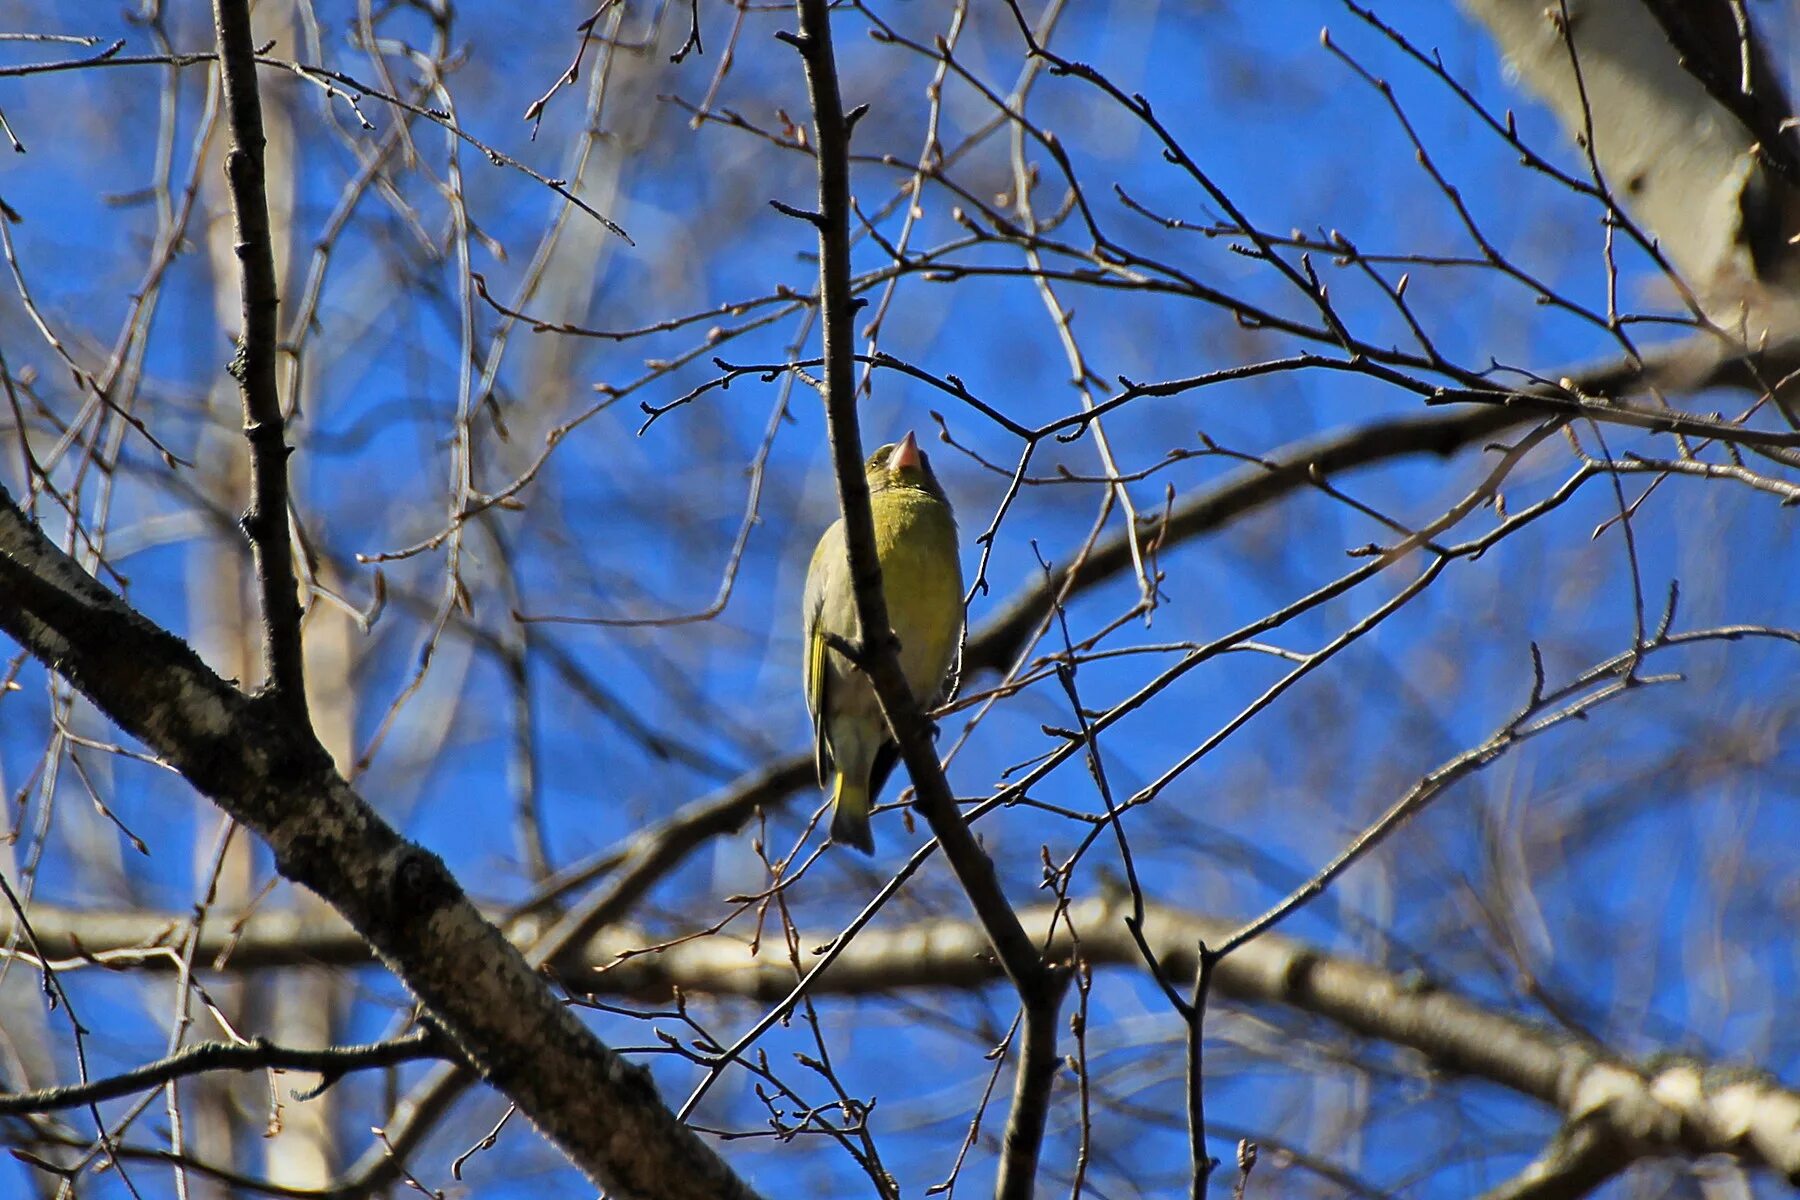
[0,1028,445,1116]
[1475,1119,1628,1200]
[0,482,763,1200]
[785,5,1067,1196]
[211,0,307,717]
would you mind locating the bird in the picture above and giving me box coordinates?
[802,431,964,854]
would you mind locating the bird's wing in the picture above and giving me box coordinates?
[802,524,838,788]
[936,626,966,707]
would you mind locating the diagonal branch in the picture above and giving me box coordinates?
[0,482,763,1200]
[211,0,307,718]
[1474,1119,1629,1200]
[782,3,1067,1197]
[968,332,1800,676]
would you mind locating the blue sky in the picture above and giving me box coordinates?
[2,1,1797,1196]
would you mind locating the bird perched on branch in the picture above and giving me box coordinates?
[803,431,963,854]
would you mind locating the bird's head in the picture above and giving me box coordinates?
[865,431,948,505]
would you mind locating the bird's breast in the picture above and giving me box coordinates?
[870,490,964,699]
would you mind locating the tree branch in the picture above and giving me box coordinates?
[3,323,1786,1200]
[18,876,1800,1186]
[0,1028,446,1116]
[0,482,762,1200]
[1475,1118,1629,1200]
[211,0,307,717]
[1458,0,1800,328]
[784,4,1067,1196]
[24,894,1797,1182]
[968,332,1800,676]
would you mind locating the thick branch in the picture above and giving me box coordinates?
[532,902,1800,1185]
[19,895,1800,1183]
[211,0,307,715]
[1475,1119,1629,1200]
[0,483,762,1200]
[1637,0,1800,186]
[1459,0,1800,325]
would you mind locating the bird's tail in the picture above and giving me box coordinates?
[830,773,876,855]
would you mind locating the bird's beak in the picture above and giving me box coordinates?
[889,431,921,472]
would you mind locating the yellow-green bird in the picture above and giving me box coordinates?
[803,431,964,854]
